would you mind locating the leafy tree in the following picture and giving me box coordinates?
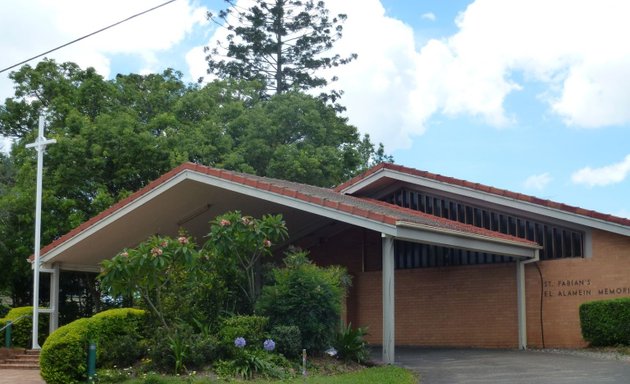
[220,90,379,186]
[0,61,184,307]
[206,0,357,105]
[205,211,288,312]
[99,234,198,329]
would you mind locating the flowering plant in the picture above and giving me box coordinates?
[234,337,247,348]
[263,339,275,352]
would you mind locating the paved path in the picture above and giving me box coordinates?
[377,347,630,384]
[0,369,44,384]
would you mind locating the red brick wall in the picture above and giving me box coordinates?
[306,227,630,349]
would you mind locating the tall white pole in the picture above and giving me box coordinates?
[26,114,56,350]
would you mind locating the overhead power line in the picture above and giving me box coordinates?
[0,0,177,74]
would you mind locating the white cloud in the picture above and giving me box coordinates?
[524,173,552,191]
[421,12,436,21]
[411,0,630,132]
[310,0,630,150]
[571,154,630,187]
[0,0,207,100]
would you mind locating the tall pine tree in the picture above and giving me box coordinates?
[205,0,356,106]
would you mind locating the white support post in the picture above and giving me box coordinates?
[49,263,60,334]
[382,234,395,364]
[516,260,527,350]
[26,114,56,350]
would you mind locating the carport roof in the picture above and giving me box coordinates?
[38,162,538,268]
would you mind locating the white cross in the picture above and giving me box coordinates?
[25,114,56,350]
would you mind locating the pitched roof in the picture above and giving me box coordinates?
[39,162,537,259]
[336,162,630,228]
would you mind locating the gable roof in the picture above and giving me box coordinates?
[39,162,538,269]
[336,162,630,234]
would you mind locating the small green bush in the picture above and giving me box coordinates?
[40,317,90,384]
[89,308,146,368]
[218,315,269,350]
[334,323,369,363]
[187,332,218,369]
[270,325,302,358]
[257,251,347,353]
[580,297,630,346]
[149,323,218,373]
[215,349,291,380]
[0,306,47,348]
[40,308,146,384]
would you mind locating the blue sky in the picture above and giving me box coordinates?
[1,0,629,219]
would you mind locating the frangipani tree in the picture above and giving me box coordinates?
[204,211,288,312]
[99,233,198,330]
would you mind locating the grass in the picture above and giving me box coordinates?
[280,365,417,383]
[109,365,417,384]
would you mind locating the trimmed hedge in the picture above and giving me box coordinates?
[580,297,630,346]
[40,318,90,384]
[90,308,146,368]
[0,306,48,348]
[40,308,146,384]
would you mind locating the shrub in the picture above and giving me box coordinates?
[89,308,146,368]
[334,323,369,363]
[580,297,630,346]
[218,315,269,352]
[270,325,302,358]
[187,332,218,369]
[40,308,146,384]
[256,251,347,353]
[40,317,90,384]
[0,306,47,348]
[148,323,218,373]
[215,349,291,380]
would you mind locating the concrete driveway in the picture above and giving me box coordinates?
[374,347,630,384]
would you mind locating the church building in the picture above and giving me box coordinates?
[36,162,630,363]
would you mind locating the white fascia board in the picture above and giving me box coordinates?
[55,263,102,273]
[351,169,630,237]
[185,171,397,236]
[338,167,389,195]
[395,221,539,259]
[40,171,192,263]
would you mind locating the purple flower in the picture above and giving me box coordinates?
[263,339,275,352]
[234,337,246,348]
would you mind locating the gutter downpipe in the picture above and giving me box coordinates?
[517,249,540,350]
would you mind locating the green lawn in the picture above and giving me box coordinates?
[117,366,417,384]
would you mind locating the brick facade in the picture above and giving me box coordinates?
[307,227,630,349]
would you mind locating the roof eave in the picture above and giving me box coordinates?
[345,167,630,237]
